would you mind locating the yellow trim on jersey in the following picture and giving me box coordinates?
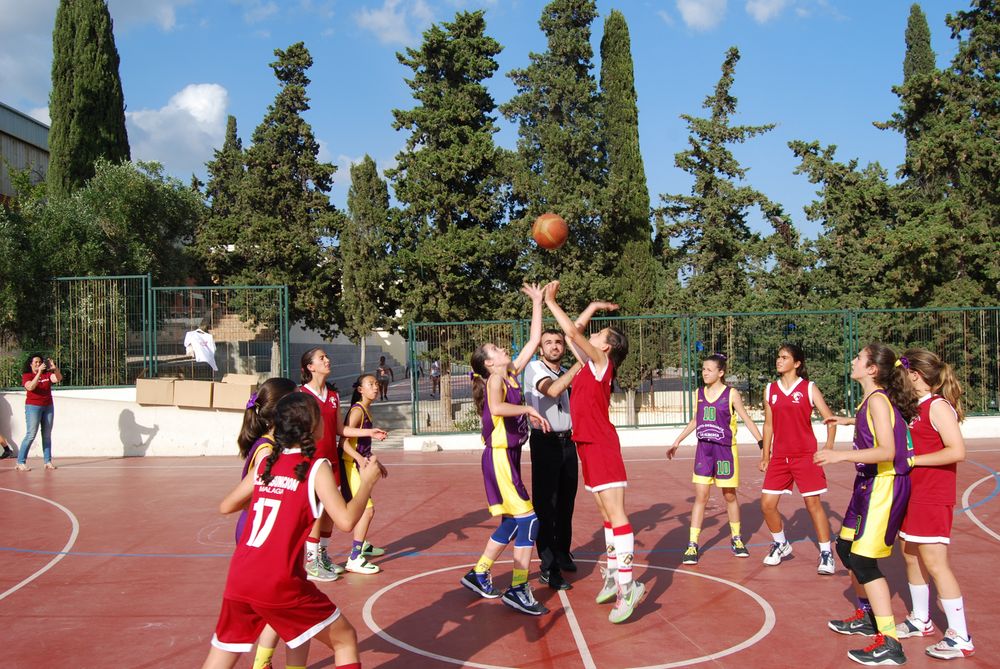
[487,447,533,516]
[729,389,738,449]
[863,393,898,477]
[344,456,374,509]
[249,438,274,469]
[341,403,373,452]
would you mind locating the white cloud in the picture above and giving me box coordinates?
[127,83,229,177]
[354,0,434,45]
[676,0,727,31]
[746,0,790,23]
[107,0,196,31]
[236,0,279,24]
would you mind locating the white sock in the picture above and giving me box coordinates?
[772,530,787,545]
[819,541,832,554]
[940,596,969,639]
[305,538,318,562]
[612,526,634,587]
[909,583,930,623]
[604,524,617,574]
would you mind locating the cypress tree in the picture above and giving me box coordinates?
[47,0,130,196]
[599,9,650,250]
[903,4,936,81]
[196,115,246,282]
[342,155,397,369]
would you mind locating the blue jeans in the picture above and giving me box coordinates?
[19,404,54,465]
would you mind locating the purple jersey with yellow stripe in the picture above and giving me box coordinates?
[695,386,735,446]
[342,402,373,457]
[481,372,530,450]
[853,389,913,478]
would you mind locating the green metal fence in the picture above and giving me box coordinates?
[408,307,1000,435]
[1,277,290,388]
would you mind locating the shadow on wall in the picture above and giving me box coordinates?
[118,409,159,457]
[0,395,13,443]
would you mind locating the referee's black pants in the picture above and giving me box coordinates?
[529,429,578,577]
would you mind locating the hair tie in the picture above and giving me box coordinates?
[715,353,727,361]
[469,372,482,380]
[896,356,910,370]
[245,392,259,410]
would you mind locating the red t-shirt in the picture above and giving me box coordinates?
[766,378,817,457]
[23,372,55,406]
[225,451,328,606]
[909,394,958,505]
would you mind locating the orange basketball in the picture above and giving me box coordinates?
[531,213,568,250]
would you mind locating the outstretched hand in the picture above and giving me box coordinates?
[591,301,619,312]
[543,280,560,303]
[521,283,544,303]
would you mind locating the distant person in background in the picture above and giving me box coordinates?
[1,432,15,460]
[184,318,218,374]
[376,357,394,401]
[17,353,62,471]
[430,359,441,397]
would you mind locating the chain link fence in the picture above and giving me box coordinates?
[409,307,1000,435]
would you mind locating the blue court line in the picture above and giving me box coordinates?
[957,459,1000,513]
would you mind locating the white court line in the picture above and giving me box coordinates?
[558,587,597,669]
[0,488,80,602]
[362,560,774,669]
[961,475,1000,542]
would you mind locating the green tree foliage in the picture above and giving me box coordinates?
[341,155,398,349]
[197,115,246,282]
[389,10,512,323]
[501,0,607,307]
[47,0,130,196]
[214,43,341,335]
[0,175,47,342]
[904,4,937,82]
[658,47,775,312]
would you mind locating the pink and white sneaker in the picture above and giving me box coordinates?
[926,629,975,660]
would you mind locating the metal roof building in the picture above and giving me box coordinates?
[0,101,50,201]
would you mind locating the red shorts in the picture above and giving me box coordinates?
[211,595,339,651]
[899,502,954,544]
[762,455,827,496]
[576,441,627,492]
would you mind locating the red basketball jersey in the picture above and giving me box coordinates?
[224,451,328,607]
[300,385,341,468]
[570,359,619,446]
[909,394,957,505]
[766,378,817,457]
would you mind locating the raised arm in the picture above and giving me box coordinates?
[575,301,619,333]
[512,283,544,374]
[543,281,605,366]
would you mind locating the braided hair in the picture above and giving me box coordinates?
[260,393,321,484]
[237,377,297,459]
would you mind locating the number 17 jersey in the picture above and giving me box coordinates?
[225,450,328,607]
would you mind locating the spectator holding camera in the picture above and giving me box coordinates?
[16,353,62,471]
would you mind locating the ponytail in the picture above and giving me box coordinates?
[903,348,965,422]
[470,347,489,418]
[865,342,919,422]
[237,377,297,459]
[262,393,321,484]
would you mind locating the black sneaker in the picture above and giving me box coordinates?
[682,542,700,565]
[501,584,549,616]
[539,570,572,591]
[848,633,906,666]
[829,608,877,636]
[0,447,12,460]
[556,552,578,573]
[460,569,502,599]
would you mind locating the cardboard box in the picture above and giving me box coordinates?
[174,380,214,408]
[213,381,258,411]
[136,378,174,406]
[222,373,260,385]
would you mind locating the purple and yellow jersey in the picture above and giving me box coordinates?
[342,402,373,458]
[695,386,735,447]
[853,389,914,478]
[481,372,530,450]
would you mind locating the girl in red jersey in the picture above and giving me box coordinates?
[668,354,764,564]
[339,374,390,575]
[299,348,387,581]
[759,343,838,573]
[202,393,384,669]
[544,281,644,624]
[894,348,974,659]
[234,377,298,669]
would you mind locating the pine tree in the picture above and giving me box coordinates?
[228,42,341,334]
[501,0,607,308]
[658,47,774,312]
[341,156,397,369]
[47,0,130,196]
[196,116,246,282]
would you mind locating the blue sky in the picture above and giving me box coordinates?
[0,0,968,238]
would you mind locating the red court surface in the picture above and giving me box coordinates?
[3,442,998,668]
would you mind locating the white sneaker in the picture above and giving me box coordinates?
[318,546,346,575]
[595,568,618,604]
[345,554,380,574]
[305,555,339,582]
[817,550,835,575]
[897,613,935,638]
[926,629,975,660]
[762,541,792,566]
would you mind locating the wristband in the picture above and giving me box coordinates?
[757,439,764,450]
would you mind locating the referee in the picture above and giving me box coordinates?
[525,329,582,590]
